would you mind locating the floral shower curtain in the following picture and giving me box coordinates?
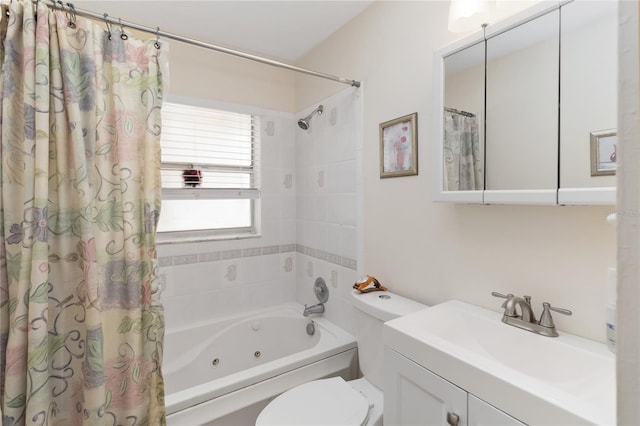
[443,109,482,191]
[0,1,166,425]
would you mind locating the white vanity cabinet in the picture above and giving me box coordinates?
[382,301,616,425]
[468,395,525,426]
[384,348,525,426]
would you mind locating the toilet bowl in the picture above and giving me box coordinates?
[255,290,427,426]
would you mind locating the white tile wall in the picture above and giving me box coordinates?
[159,107,298,330]
[160,89,362,333]
[295,88,363,333]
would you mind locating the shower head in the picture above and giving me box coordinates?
[297,105,323,130]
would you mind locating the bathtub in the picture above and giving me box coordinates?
[164,302,358,425]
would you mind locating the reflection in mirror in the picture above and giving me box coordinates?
[443,41,484,191]
[485,10,559,191]
[560,0,617,189]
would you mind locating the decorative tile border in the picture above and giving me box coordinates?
[174,254,198,265]
[198,252,220,262]
[220,249,242,260]
[157,242,357,271]
[280,244,296,253]
[261,246,280,255]
[296,244,358,271]
[242,247,262,257]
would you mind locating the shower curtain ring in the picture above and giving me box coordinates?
[66,2,76,28]
[104,13,112,41]
[56,1,64,12]
[154,26,161,49]
[119,17,128,40]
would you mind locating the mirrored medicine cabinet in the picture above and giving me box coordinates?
[432,0,617,205]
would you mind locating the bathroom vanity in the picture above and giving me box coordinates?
[433,0,617,205]
[382,301,615,425]
[384,348,523,425]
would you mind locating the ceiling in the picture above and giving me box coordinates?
[73,1,374,62]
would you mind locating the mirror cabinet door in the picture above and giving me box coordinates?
[485,10,560,194]
[442,41,485,193]
[559,1,617,200]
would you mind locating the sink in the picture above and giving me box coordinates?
[383,300,615,425]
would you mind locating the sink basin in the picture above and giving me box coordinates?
[383,300,615,425]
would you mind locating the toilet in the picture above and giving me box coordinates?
[255,290,428,426]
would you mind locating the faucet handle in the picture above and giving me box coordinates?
[539,302,572,328]
[491,292,514,309]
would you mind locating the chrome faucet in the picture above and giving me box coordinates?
[491,292,572,337]
[503,295,536,323]
[303,302,325,317]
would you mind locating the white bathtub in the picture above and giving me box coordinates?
[164,302,358,425]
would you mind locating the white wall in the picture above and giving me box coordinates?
[167,41,296,113]
[295,0,615,342]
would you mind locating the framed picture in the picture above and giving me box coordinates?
[590,129,617,176]
[380,113,418,178]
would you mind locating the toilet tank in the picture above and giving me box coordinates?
[351,290,427,389]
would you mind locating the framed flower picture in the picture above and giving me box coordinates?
[379,113,418,178]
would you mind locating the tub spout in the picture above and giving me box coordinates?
[303,303,325,317]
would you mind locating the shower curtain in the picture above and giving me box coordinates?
[0,1,166,425]
[443,109,482,191]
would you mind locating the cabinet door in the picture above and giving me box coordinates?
[384,348,467,426]
[468,395,525,426]
[484,9,560,205]
[558,0,617,204]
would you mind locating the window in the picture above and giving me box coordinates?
[157,101,260,239]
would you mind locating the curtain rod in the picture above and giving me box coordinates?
[445,107,475,118]
[35,1,361,88]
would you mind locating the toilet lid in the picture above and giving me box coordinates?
[256,377,371,426]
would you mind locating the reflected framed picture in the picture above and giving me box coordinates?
[380,113,418,178]
[590,129,617,176]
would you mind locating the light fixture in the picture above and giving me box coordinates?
[448,0,491,33]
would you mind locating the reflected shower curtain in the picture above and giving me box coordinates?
[0,1,166,424]
[443,110,482,191]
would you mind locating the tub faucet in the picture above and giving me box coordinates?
[303,303,325,317]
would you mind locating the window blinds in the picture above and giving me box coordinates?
[160,102,256,191]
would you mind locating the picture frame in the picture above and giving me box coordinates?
[379,113,418,178]
[590,129,617,176]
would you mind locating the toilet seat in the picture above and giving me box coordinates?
[255,377,371,426]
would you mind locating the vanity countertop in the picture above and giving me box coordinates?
[383,300,616,425]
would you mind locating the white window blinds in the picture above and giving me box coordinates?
[157,101,260,236]
[160,102,256,190]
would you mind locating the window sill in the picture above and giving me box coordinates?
[156,231,261,245]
